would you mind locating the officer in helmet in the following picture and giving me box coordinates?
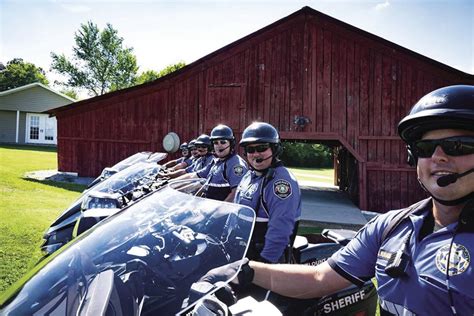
[162,142,191,170]
[177,124,248,201]
[234,122,301,263]
[161,135,214,179]
[203,85,474,315]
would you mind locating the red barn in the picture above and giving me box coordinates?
[48,7,473,212]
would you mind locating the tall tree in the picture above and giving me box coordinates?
[0,58,49,91]
[51,21,138,96]
[136,61,186,85]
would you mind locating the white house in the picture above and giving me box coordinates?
[0,83,75,145]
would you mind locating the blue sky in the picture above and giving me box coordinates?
[1,0,473,95]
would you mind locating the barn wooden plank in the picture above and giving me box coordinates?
[268,36,277,125]
[322,28,332,133]
[315,25,324,133]
[307,24,316,133]
[339,36,347,139]
[330,34,340,134]
[279,30,289,129]
[353,43,361,151]
[373,52,383,137]
[302,18,311,132]
[257,41,266,122]
[381,55,392,137]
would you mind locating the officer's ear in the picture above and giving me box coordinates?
[406,145,417,167]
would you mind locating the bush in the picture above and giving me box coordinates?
[280,142,333,168]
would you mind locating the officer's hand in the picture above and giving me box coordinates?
[199,259,247,285]
[199,258,254,287]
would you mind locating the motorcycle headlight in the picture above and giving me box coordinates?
[81,192,122,210]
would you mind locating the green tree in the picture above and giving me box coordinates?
[51,21,138,96]
[60,89,78,100]
[136,70,160,85]
[280,142,333,168]
[136,61,186,85]
[0,58,49,91]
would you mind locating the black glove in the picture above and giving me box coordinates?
[199,258,254,287]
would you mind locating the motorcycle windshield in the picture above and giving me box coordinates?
[92,162,161,194]
[111,152,150,171]
[1,185,255,315]
[50,162,162,226]
[110,152,166,172]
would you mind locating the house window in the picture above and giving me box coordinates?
[29,116,40,140]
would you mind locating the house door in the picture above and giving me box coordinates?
[26,113,57,145]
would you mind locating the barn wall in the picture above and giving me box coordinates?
[55,8,473,212]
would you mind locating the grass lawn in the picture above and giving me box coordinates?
[0,145,85,295]
[287,167,334,184]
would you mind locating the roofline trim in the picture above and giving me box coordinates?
[0,82,76,102]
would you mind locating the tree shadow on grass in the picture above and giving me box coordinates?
[22,178,86,193]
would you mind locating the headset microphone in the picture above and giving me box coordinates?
[218,145,230,153]
[437,168,474,187]
[255,156,273,163]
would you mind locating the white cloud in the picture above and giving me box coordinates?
[375,0,390,11]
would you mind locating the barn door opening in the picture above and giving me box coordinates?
[281,139,366,230]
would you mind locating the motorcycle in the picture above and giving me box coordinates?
[1,180,254,315]
[41,152,168,256]
[1,179,377,316]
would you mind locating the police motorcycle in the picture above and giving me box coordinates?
[0,179,255,316]
[41,154,168,256]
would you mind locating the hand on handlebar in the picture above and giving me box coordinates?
[198,258,254,287]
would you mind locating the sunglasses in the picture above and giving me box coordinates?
[212,140,228,145]
[412,136,474,158]
[196,145,208,149]
[245,144,270,154]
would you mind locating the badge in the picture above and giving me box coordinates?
[436,243,470,276]
[274,180,292,199]
[233,165,244,176]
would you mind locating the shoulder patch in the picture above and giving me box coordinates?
[273,179,292,199]
[233,165,244,176]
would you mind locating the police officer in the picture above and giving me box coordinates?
[177,124,248,202]
[166,139,199,172]
[162,135,214,179]
[228,85,474,315]
[162,142,191,170]
[234,122,301,263]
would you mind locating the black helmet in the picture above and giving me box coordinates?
[188,139,197,150]
[210,124,235,141]
[180,142,188,150]
[239,122,280,147]
[195,134,212,149]
[398,85,474,143]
